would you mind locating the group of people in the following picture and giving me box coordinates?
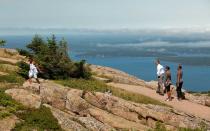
[27,58,184,101]
[156,59,183,101]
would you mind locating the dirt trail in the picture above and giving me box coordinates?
[108,82,210,121]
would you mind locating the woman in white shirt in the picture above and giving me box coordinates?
[28,59,40,84]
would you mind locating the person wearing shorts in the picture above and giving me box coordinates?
[165,66,172,101]
[28,59,40,84]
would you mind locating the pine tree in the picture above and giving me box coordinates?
[0,40,6,46]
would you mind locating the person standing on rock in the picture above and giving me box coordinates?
[28,59,40,85]
[156,59,165,95]
[165,66,172,101]
[176,64,183,101]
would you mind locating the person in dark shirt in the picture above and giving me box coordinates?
[176,64,183,101]
[165,66,172,101]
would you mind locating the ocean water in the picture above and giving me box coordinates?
[1,32,210,92]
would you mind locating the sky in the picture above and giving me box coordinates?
[0,0,210,29]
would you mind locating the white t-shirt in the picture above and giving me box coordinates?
[157,64,165,76]
[29,64,38,74]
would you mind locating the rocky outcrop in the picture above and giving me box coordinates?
[44,104,88,131]
[65,90,90,115]
[5,81,210,130]
[88,107,148,130]
[44,104,112,131]
[5,88,41,108]
[40,82,69,109]
[205,99,210,107]
[0,115,19,131]
[90,65,146,86]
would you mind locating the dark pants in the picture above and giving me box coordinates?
[176,81,183,99]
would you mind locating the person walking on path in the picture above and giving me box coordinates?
[156,59,165,95]
[28,59,40,85]
[176,64,183,100]
[165,66,172,101]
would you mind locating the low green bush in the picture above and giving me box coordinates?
[14,106,63,131]
[154,122,167,131]
[16,61,29,79]
[0,88,24,119]
[0,73,24,85]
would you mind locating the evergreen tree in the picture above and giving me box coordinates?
[18,34,91,79]
[0,40,6,46]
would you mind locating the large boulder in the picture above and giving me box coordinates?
[0,115,19,131]
[84,92,141,123]
[90,65,146,86]
[44,104,112,131]
[205,99,210,107]
[88,107,149,130]
[44,104,87,131]
[77,116,112,131]
[5,88,41,108]
[23,81,41,93]
[40,82,69,109]
[65,90,90,115]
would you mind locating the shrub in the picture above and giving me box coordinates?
[154,122,167,131]
[0,73,24,85]
[14,106,63,131]
[0,88,24,119]
[16,49,32,58]
[0,40,6,46]
[16,61,29,79]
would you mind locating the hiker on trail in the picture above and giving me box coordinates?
[28,59,40,84]
[156,59,165,95]
[165,66,172,101]
[176,64,183,100]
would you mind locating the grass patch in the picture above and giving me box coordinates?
[55,79,166,106]
[178,128,207,131]
[0,64,19,73]
[0,88,24,119]
[0,73,25,85]
[189,91,210,97]
[14,106,63,131]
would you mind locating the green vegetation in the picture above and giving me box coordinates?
[13,106,63,131]
[0,88,24,119]
[189,91,210,97]
[18,35,91,80]
[0,62,24,85]
[178,128,207,131]
[16,61,30,79]
[148,121,207,131]
[153,122,167,131]
[56,79,166,106]
[0,40,6,46]
[0,73,25,85]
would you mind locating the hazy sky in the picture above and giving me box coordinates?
[1,0,210,29]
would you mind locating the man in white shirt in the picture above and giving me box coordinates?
[156,59,165,95]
